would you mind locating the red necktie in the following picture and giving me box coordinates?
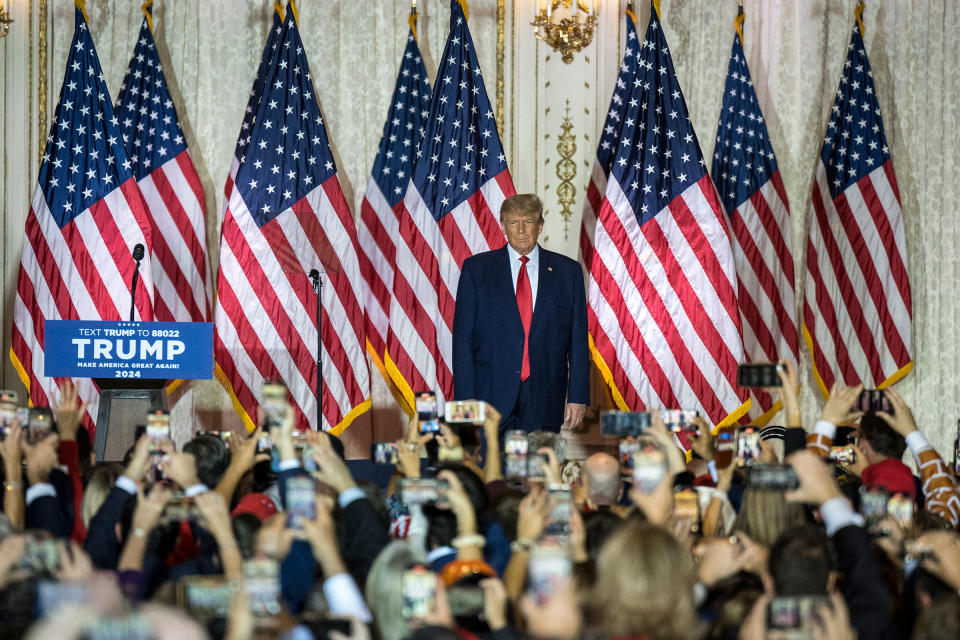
[516,255,532,381]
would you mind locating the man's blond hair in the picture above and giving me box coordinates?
[500,193,544,223]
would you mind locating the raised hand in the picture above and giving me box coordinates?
[820,382,863,427]
[876,387,918,437]
[53,380,87,442]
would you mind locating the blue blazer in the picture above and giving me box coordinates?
[452,245,590,427]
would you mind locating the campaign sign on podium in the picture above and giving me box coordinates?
[43,320,213,379]
[43,320,213,461]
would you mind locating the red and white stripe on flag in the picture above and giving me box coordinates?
[213,6,370,434]
[383,1,515,406]
[12,7,155,434]
[583,4,748,429]
[802,14,911,394]
[710,19,798,423]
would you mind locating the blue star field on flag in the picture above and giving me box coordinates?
[38,7,135,228]
[115,10,187,180]
[371,32,432,207]
[608,7,706,226]
[234,8,337,227]
[412,0,507,221]
[821,24,890,198]
[595,14,639,177]
[235,11,283,163]
[710,29,779,214]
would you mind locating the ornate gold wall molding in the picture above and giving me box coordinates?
[495,0,504,138]
[555,99,577,239]
[38,0,47,166]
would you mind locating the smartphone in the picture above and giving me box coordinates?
[371,442,399,465]
[737,363,783,388]
[736,427,762,468]
[887,492,913,529]
[256,432,274,454]
[415,391,439,434]
[36,580,89,618]
[0,390,18,427]
[528,545,571,606]
[0,409,28,441]
[285,475,316,529]
[505,430,529,480]
[527,451,550,482]
[447,583,485,618]
[716,430,735,452]
[82,614,154,640]
[145,410,170,454]
[444,400,486,423]
[401,565,437,620]
[747,464,799,491]
[27,408,54,445]
[903,539,933,563]
[262,381,288,430]
[543,484,572,542]
[177,576,234,621]
[829,445,857,466]
[619,439,641,470]
[245,556,282,617]
[397,477,450,506]
[17,539,62,573]
[673,487,701,534]
[162,495,201,524]
[859,486,889,535]
[632,440,668,493]
[304,619,353,639]
[856,389,893,414]
[662,409,700,434]
[767,596,831,634]
[600,410,650,437]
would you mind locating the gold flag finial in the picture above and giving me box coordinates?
[652,0,661,20]
[141,0,153,33]
[854,1,865,36]
[734,1,744,42]
[75,0,89,23]
[409,0,419,42]
[289,0,299,25]
[458,0,469,23]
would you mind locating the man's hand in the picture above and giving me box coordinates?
[0,536,27,589]
[812,593,856,640]
[308,432,357,495]
[876,387,918,438]
[482,402,502,437]
[56,541,94,581]
[516,485,549,542]
[265,402,297,462]
[302,498,347,576]
[0,423,24,477]
[820,382,863,427]
[562,402,586,431]
[23,435,59,486]
[162,451,202,490]
[195,491,236,543]
[917,530,960,590]
[689,418,715,462]
[785,449,842,506]
[232,426,270,474]
[479,578,509,631]
[131,484,172,535]
[519,579,582,640]
[124,434,154,484]
[436,469,477,535]
[536,446,562,485]
[53,380,87,442]
[775,360,802,426]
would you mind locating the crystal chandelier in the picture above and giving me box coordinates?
[532,0,598,64]
[0,0,13,39]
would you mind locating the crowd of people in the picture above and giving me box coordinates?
[2,363,960,640]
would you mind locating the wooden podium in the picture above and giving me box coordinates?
[93,378,167,462]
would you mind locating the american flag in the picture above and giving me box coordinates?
[579,8,639,279]
[10,6,155,431]
[213,4,370,433]
[222,4,283,217]
[358,21,431,404]
[803,8,911,394]
[385,0,514,406]
[710,12,797,422]
[583,3,749,427]
[115,6,211,324]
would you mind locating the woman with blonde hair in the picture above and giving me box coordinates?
[586,520,702,640]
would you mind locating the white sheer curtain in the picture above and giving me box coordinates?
[38,0,960,456]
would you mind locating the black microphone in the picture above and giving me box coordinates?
[129,244,145,322]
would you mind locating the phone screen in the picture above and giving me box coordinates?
[415,391,439,433]
[444,400,485,423]
[371,442,399,464]
[27,408,54,444]
[737,363,783,388]
[543,484,572,542]
[736,427,761,467]
[401,566,437,620]
[528,546,571,606]
[262,382,288,429]
[673,488,701,533]
[285,476,316,529]
[244,556,282,618]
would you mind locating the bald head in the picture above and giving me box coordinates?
[584,453,621,507]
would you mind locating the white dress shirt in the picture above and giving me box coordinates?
[506,243,540,311]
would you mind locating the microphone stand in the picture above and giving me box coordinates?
[309,269,322,430]
[129,244,144,322]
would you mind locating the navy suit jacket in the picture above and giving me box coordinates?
[452,244,590,427]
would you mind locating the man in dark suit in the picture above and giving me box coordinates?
[452,193,590,433]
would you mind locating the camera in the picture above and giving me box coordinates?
[737,363,783,388]
[747,464,799,491]
[600,410,651,437]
